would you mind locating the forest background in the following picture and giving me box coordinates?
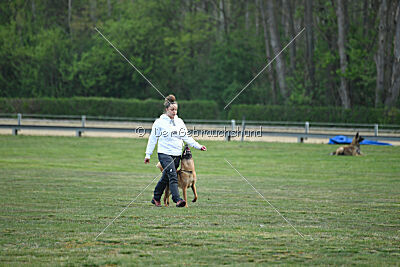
[1,0,400,113]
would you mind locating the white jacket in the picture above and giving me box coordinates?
[145,114,202,158]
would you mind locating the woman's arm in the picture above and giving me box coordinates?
[144,121,159,161]
[180,121,204,150]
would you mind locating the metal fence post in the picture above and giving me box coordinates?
[374,124,379,136]
[225,127,230,141]
[75,115,86,137]
[224,119,236,142]
[13,113,22,135]
[305,121,309,134]
[82,115,86,127]
[241,116,246,142]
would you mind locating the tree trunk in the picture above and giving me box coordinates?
[68,0,72,35]
[375,0,387,107]
[31,0,36,21]
[90,0,97,24]
[336,0,351,108]
[385,1,400,108]
[259,0,277,103]
[385,1,398,98]
[255,0,259,35]
[281,0,289,36]
[107,0,112,17]
[362,0,368,36]
[245,0,249,31]
[266,0,288,98]
[285,0,296,72]
[219,0,228,36]
[305,0,315,97]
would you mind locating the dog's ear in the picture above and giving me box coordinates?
[355,132,359,138]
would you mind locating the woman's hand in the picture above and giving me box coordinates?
[201,146,207,151]
[144,157,150,164]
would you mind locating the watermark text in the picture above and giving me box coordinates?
[134,126,263,138]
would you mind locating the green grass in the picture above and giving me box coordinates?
[0,135,399,265]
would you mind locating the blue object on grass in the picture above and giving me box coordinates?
[328,135,392,146]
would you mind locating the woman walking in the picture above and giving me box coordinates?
[144,95,207,207]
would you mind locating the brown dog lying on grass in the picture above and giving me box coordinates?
[156,144,198,207]
[330,132,364,156]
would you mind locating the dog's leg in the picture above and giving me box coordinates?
[191,184,198,203]
[163,189,167,206]
[182,186,188,207]
[157,162,169,206]
[335,147,344,155]
[164,184,170,207]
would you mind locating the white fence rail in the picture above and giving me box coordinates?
[1,113,400,143]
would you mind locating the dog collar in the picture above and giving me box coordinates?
[179,169,193,174]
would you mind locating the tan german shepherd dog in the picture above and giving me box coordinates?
[156,144,198,207]
[330,132,364,156]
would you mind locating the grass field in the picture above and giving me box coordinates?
[0,135,399,265]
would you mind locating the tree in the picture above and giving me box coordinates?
[258,0,277,103]
[284,0,296,73]
[336,0,351,108]
[0,0,399,110]
[385,1,400,108]
[305,0,315,97]
[375,0,388,107]
[68,0,72,35]
[265,0,288,98]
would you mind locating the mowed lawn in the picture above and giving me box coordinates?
[0,135,399,265]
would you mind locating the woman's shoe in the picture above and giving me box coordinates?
[176,200,186,207]
[151,198,161,207]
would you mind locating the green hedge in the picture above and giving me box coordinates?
[0,97,219,120]
[2,98,399,124]
[228,104,400,124]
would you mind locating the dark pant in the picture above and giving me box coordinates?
[153,153,181,203]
